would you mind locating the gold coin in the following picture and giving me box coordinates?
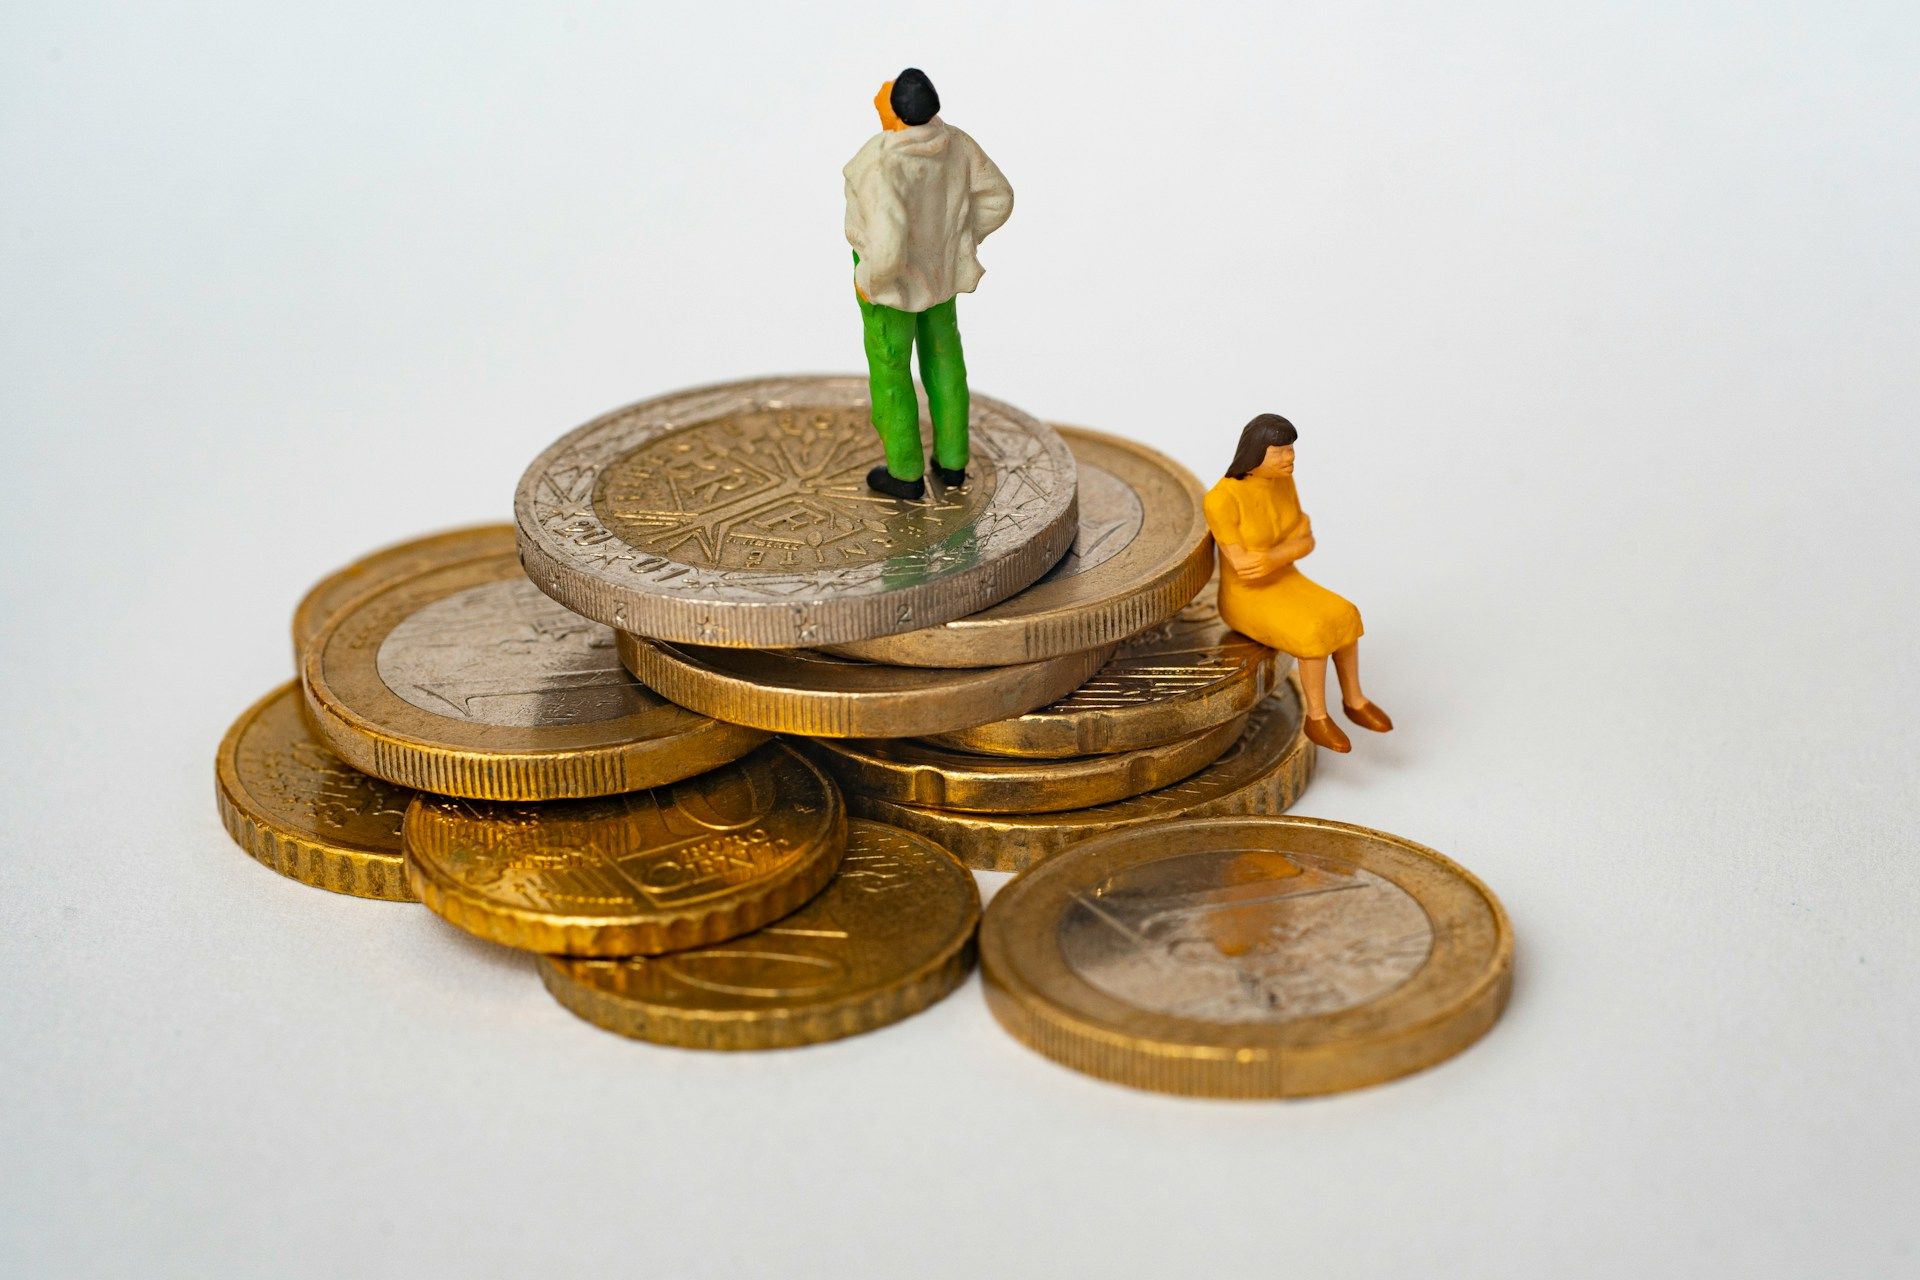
[216,682,418,900]
[828,427,1211,667]
[403,742,847,955]
[617,634,1115,739]
[980,815,1513,1098]
[516,375,1079,647]
[799,712,1247,814]
[847,679,1315,872]
[304,552,769,799]
[291,523,518,663]
[539,819,979,1049]
[927,577,1285,758]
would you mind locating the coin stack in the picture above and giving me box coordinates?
[216,375,1515,1092]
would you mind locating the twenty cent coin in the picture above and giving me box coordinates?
[829,427,1211,667]
[215,682,417,901]
[927,578,1286,758]
[515,375,1079,647]
[291,523,518,663]
[403,742,847,955]
[539,820,979,1049]
[303,552,769,799]
[847,679,1315,872]
[800,713,1247,814]
[618,635,1114,739]
[979,816,1514,1098]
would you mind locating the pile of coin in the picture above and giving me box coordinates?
[216,375,1509,1093]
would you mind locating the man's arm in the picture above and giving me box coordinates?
[961,133,1014,241]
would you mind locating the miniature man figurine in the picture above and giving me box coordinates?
[1204,413,1394,754]
[844,68,1014,499]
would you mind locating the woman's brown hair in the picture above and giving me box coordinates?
[1224,413,1298,479]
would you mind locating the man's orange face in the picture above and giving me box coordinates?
[874,80,905,131]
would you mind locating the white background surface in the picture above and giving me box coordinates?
[3,3,1916,1276]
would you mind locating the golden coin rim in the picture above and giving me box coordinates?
[927,581,1287,758]
[978,815,1514,1098]
[215,682,418,901]
[303,552,769,799]
[800,712,1249,814]
[618,634,1116,738]
[290,523,519,665]
[537,819,980,1049]
[402,741,848,955]
[827,428,1213,667]
[846,677,1316,872]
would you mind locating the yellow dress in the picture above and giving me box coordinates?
[1203,475,1363,659]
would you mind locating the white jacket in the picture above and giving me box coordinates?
[843,117,1013,313]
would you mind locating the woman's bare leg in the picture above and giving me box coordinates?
[1298,655,1330,718]
[1332,642,1393,732]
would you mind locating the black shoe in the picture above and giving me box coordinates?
[930,459,967,488]
[866,465,926,500]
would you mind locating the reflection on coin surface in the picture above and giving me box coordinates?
[539,820,978,1049]
[980,816,1513,1097]
[928,578,1285,757]
[215,683,417,900]
[304,552,768,799]
[618,634,1113,739]
[846,680,1315,872]
[403,742,846,955]
[830,428,1211,667]
[515,375,1079,647]
[801,712,1246,814]
[291,523,518,663]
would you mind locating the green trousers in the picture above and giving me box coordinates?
[856,277,969,481]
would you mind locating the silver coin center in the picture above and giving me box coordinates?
[1028,461,1144,586]
[376,579,649,728]
[1059,849,1433,1023]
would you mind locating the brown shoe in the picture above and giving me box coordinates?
[1343,700,1394,733]
[1304,715,1351,753]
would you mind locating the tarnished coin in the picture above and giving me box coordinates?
[800,713,1247,814]
[847,680,1314,872]
[539,820,979,1049]
[829,427,1210,667]
[215,683,417,900]
[980,816,1514,1098]
[303,552,769,799]
[403,743,847,955]
[291,523,518,663]
[617,634,1114,739]
[515,375,1079,648]
[928,578,1286,758]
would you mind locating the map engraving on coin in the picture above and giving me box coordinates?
[516,376,1079,647]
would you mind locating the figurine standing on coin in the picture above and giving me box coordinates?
[1204,413,1393,754]
[844,68,1014,500]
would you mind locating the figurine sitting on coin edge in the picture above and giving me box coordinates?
[1204,413,1394,754]
[844,68,1015,500]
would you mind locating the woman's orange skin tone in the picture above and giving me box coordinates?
[1215,444,1389,749]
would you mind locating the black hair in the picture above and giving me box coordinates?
[1225,413,1299,479]
[890,68,940,126]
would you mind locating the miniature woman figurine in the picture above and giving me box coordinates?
[843,68,1014,500]
[1203,413,1393,753]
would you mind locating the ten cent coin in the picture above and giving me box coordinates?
[979,816,1514,1098]
[539,820,979,1049]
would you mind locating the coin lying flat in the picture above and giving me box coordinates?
[980,816,1513,1098]
[800,713,1247,814]
[828,427,1210,667]
[927,578,1285,758]
[215,682,417,901]
[539,820,979,1049]
[403,743,847,955]
[515,375,1079,648]
[617,634,1114,739]
[847,680,1315,872]
[291,523,518,663]
[303,552,769,799]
